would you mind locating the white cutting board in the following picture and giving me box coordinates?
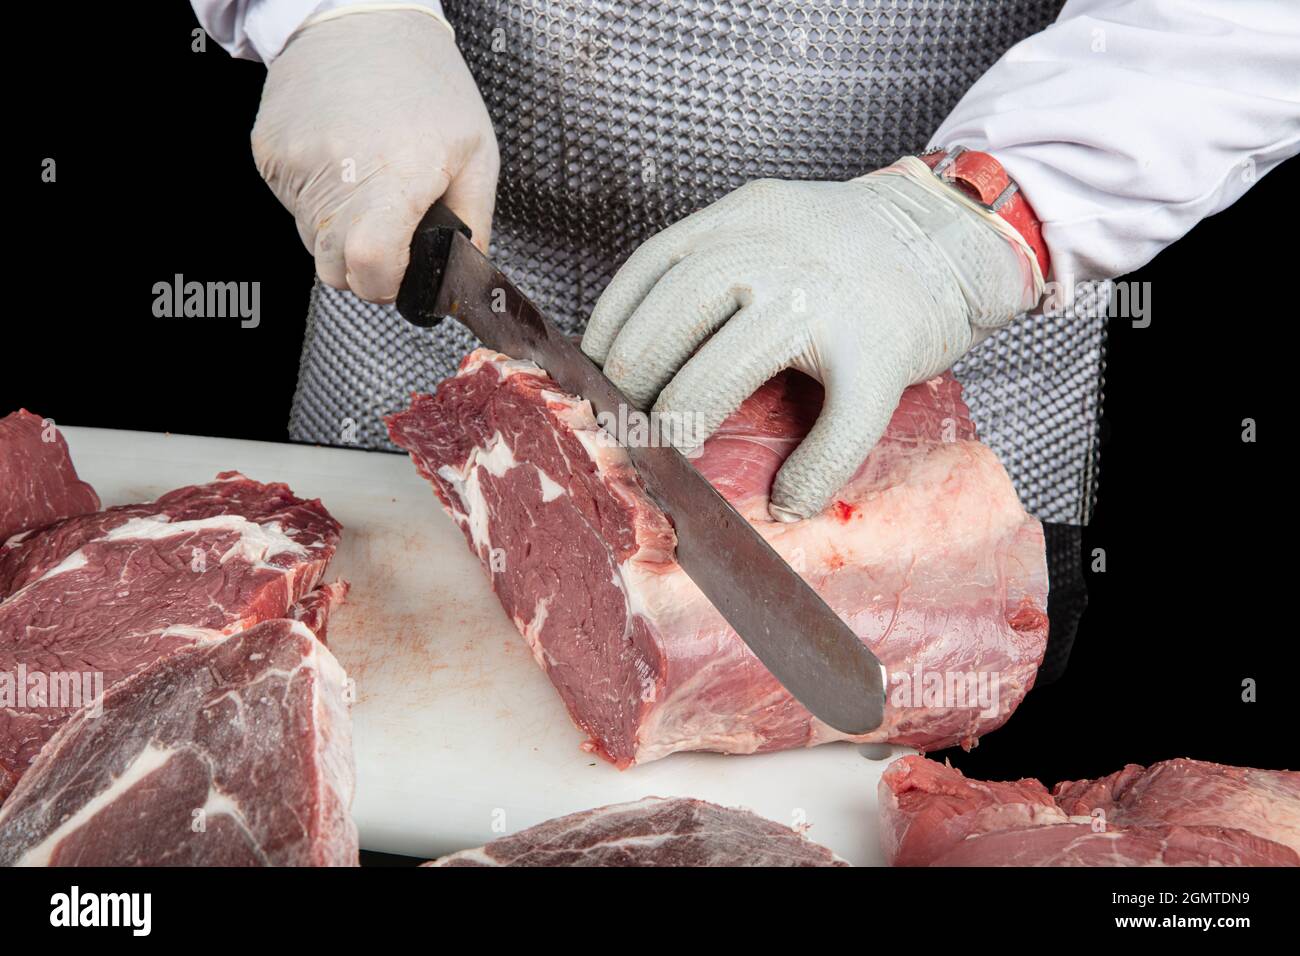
[59,426,904,865]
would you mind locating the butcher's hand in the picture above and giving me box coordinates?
[582,158,1043,522]
[251,8,499,302]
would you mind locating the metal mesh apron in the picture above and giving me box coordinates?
[289,0,1107,529]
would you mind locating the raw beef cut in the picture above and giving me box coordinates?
[0,410,100,545]
[425,797,847,867]
[0,472,341,802]
[388,349,1048,767]
[879,755,1300,866]
[0,616,358,866]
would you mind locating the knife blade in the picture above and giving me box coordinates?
[396,202,886,735]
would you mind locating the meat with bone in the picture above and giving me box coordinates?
[879,755,1300,866]
[0,410,100,545]
[0,616,357,866]
[425,797,847,867]
[0,472,341,802]
[387,349,1048,767]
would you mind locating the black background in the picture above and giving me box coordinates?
[7,3,1294,860]
[1,865,1289,935]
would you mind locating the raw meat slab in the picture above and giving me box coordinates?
[879,755,1300,866]
[0,617,357,866]
[426,796,846,867]
[0,472,341,801]
[388,350,1049,767]
[0,410,100,544]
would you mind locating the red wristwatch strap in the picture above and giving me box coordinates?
[919,147,1050,279]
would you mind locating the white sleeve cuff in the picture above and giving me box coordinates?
[929,0,1300,283]
[193,0,450,64]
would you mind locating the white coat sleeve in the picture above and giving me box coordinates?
[191,0,448,63]
[930,0,1300,283]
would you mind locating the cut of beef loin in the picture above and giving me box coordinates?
[0,617,358,866]
[0,410,100,545]
[388,349,1048,767]
[879,755,1300,866]
[0,472,341,802]
[425,797,847,867]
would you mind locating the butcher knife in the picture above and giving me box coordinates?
[395,202,886,735]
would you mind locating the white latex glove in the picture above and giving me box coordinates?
[251,8,499,302]
[582,157,1043,522]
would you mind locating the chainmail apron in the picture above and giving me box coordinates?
[288,0,1101,679]
[290,0,1105,528]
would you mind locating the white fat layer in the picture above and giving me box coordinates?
[614,556,691,626]
[438,470,487,554]
[32,550,88,584]
[609,562,643,640]
[2,528,34,549]
[200,786,244,821]
[570,425,606,462]
[15,742,175,866]
[437,432,519,553]
[103,515,308,568]
[537,470,566,503]
[523,598,549,643]
[515,598,552,670]
[475,436,522,479]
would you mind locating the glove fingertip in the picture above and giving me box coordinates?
[767,462,827,523]
[580,328,610,364]
[769,414,873,522]
[767,498,810,523]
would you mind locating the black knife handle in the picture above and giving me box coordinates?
[395,201,473,328]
